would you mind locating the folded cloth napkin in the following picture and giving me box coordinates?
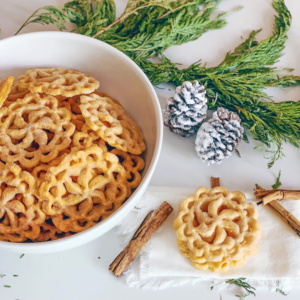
[116,186,300,291]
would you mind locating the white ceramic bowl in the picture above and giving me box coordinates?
[0,32,163,253]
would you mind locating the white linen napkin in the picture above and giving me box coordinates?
[116,186,300,291]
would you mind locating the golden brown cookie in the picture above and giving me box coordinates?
[174,186,261,273]
[79,93,146,155]
[18,68,99,97]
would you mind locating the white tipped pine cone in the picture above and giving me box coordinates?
[164,80,207,137]
[195,107,244,165]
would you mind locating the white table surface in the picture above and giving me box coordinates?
[1,0,300,299]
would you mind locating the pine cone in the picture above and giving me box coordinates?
[164,80,207,137]
[195,107,244,165]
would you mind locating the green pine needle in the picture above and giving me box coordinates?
[16,0,300,167]
[276,288,289,296]
[226,278,256,298]
[272,170,282,189]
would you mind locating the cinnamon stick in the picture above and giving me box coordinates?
[109,201,173,277]
[266,201,300,237]
[254,186,300,205]
[211,177,220,188]
[254,186,300,237]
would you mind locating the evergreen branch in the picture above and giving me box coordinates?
[226,278,256,298]
[16,1,116,36]
[272,170,282,189]
[16,0,228,59]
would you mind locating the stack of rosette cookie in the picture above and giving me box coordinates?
[0,68,145,242]
[174,186,261,273]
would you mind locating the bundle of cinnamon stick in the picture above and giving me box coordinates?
[254,185,300,237]
[255,186,300,206]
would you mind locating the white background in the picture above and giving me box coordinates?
[1,0,300,299]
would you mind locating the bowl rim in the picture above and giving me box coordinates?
[0,31,163,251]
